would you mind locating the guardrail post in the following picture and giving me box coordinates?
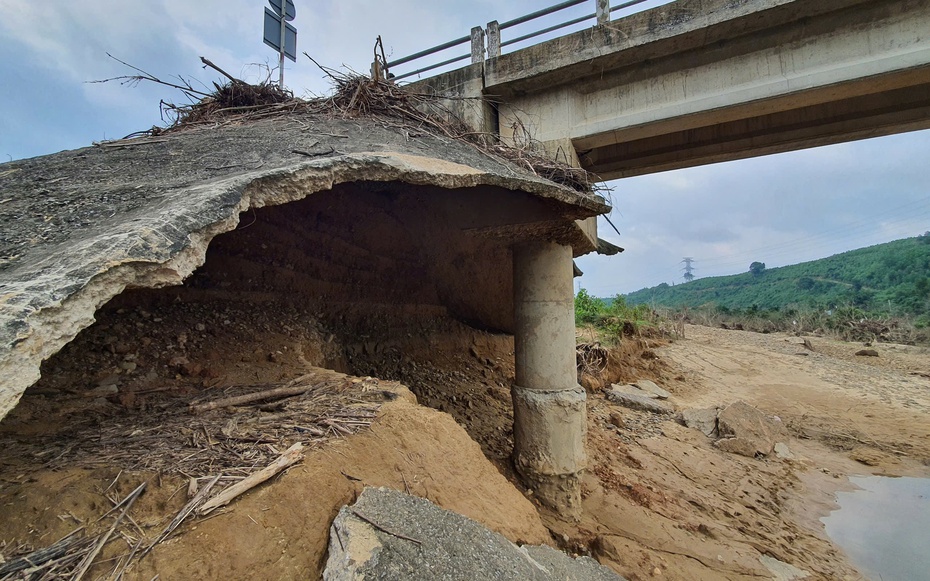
[596,0,610,26]
[470,26,486,64]
[487,21,501,58]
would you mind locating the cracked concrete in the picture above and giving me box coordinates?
[0,114,608,421]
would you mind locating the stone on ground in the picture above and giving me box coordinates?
[715,401,785,457]
[681,407,719,437]
[774,442,795,460]
[606,389,674,414]
[324,487,625,581]
[759,555,810,580]
[632,379,671,399]
[610,383,658,399]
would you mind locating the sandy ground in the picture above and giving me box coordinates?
[2,297,929,580]
[564,324,930,580]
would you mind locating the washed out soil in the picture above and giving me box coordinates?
[2,276,929,581]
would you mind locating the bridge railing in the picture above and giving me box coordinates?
[382,0,660,82]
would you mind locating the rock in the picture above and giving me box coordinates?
[324,487,625,581]
[681,408,719,437]
[112,342,133,355]
[606,389,674,414]
[850,446,885,466]
[759,555,810,580]
[95,373,120,387]
[610,383,658,399]
[715,401,785,458]
[608,412,625,429]
[89,385,119,396]
[855,349,879,357]
[182,361,204,377]
[633,380,671,399]
[774,442,795,460]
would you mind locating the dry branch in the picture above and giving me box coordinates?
[97,52,603,196]
[143,475,221,557]
[197,443,304,515]
[190,383,316,413]
[72,482,146,581]
[0,530,93,578]
[349,509,422,545]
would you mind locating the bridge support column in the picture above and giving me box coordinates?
[512,241,586,517]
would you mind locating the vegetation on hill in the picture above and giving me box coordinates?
[624,235,930,325]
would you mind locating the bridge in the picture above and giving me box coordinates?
[391,0,930,179]
[373,0,930,512]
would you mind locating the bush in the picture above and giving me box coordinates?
[575,289,659,340]
[575,288,607,326]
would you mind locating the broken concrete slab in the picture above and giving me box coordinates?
[0,115,610,422]
[606,389,674,414]
[633,379,670,399]
[715,401,786,458]
[609,383,658,399]
[324,487,625,581]
[681,407,719,437]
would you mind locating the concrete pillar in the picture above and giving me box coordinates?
[487,21,501,58]
[512,241,586,516]
[596,0,610,26]
[470,26,486,65]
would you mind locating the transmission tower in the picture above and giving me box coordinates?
[681,257,695,282]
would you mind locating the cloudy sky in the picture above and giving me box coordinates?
[1,0,928,296]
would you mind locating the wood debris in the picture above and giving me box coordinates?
[94,53,605,197]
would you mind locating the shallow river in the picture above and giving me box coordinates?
[822,476,930,581]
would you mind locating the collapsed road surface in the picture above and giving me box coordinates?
[0,83,620,520]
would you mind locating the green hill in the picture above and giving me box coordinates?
[624,234,930,320]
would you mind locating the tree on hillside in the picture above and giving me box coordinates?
[749,261,766,276]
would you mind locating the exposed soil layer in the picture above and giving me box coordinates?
[2,274,929,581]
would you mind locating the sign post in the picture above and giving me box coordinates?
[263,0,297,87]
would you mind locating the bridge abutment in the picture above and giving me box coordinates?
[512,241,586,516]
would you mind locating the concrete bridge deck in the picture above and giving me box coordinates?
[416,0,930,179]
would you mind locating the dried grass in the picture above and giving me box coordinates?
[0,368,388,477]
[113,55,605,196]
[0,368,394,580]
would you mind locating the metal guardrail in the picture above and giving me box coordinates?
[382,0,656,81]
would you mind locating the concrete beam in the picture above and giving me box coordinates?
[483,0,930,178]
[512,241,586,515]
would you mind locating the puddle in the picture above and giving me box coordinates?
[822,476,930,581]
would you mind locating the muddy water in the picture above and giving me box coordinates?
[822,476,930,581]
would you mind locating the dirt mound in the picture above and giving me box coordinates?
[0,394,548,579]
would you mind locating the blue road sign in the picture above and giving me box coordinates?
[268,0,296,21]
[263,7,297,62]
